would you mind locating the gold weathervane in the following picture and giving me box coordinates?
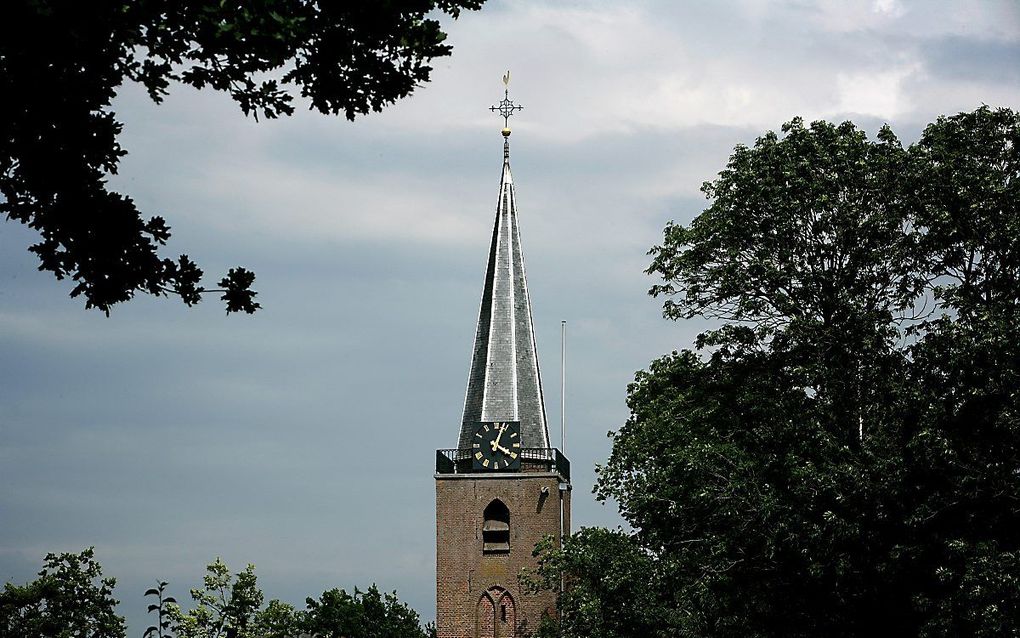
[490,70,523,137]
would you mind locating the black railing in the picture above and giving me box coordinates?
[436,447,570,481]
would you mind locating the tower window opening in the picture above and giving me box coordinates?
[483,500,510,554]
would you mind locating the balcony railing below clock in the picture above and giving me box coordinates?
[436,447,570,482]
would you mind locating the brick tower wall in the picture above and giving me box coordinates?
[436,472,569,638]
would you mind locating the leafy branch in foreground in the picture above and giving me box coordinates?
[144,580,177,638]
[0,0,484,313]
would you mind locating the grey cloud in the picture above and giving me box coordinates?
[920,35,1020,83]
[2,1,1016,635]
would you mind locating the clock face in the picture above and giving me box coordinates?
[472,421,522,471]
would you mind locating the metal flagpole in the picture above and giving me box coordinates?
[560,320,566,454]
[559,319,567,571]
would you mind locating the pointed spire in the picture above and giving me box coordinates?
[458,84,550,451]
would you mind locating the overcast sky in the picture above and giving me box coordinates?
[2,0,1018,633]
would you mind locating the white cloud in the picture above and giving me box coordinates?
[873,0,906,18]
[391,0,1018,140]
[188,161,488,245]
[834,62,922,119]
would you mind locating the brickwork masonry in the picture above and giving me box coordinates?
[436,473,569,638]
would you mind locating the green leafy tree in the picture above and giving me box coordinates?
[164,559,431,638]
[897,106,1020,634]
[0,547,126,638]
[537,107,1020,637]
[167,559,298,638]
[527,529,662,638]
[646,116,917,444]
[0,0,483,313]
[300,584,430,638]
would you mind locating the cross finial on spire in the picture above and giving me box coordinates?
[490,70,523,132]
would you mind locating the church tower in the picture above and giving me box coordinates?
[435,80,571,638]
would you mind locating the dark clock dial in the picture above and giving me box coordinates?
[472,421,522,471]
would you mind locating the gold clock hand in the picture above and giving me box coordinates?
[491,423,506,451]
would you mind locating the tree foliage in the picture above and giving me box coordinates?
[528,529,661,638]
[647,116,917,444]
[144,580,177,638]
[301,584,431,638]
[0,0,483,313]
[0,547,126,638]
[2,552,431,638]
[537,106,1020,637]
[164,559,429,638]
[167,559,297,638]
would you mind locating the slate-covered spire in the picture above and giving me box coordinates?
[458,130,551,451]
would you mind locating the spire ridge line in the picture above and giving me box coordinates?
[457,82,550,450]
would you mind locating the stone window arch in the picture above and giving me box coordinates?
[482,499,510,554]
[477,586,516,638]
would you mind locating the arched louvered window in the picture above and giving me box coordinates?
[483,499,510,554]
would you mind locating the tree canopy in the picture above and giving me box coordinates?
[534,106,1020,637]
[0,548,126,638]
[2,551,431,638]
[165,559,298,638]
[163,559,431,638]
[0,0,483,314]
[301,584,432,638]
